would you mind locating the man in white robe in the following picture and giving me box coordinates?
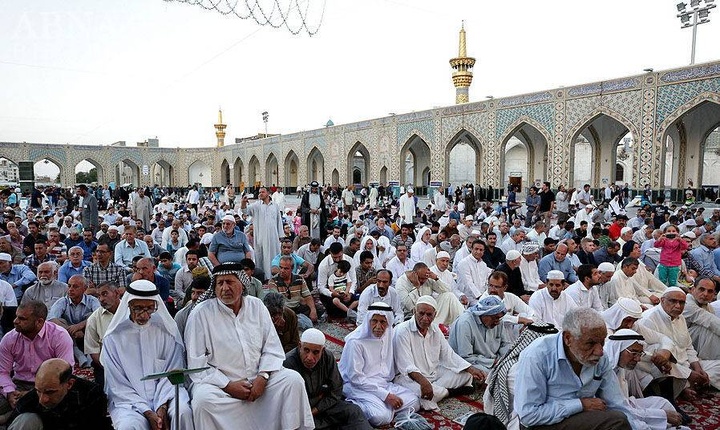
[449,295,512,373]
[385,244,412,287]
[397,187,416,225]
[604,329,685,430]
[369,186,379,209]
[131,188,153,234]
[339,302,419,426]
[430,251,465,304]
[683,277,720,360]
[394,296,485,411]
[185,262,314,430]
[479,270,535,327]
[565,264,604,311]
[599,257,645,309]
[454,239,491,305]
[519,243,544,292]
[395,262,464,325]
[637,287,720,394]
[528,270,578,327]
[241,187,284,279]
[100,280,193,430]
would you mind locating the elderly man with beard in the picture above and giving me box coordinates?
[683,277,720,360]
[186,262,314,430]
[339,302,419,426]
[84,281,121,390]
[283,329,371,430]
[604,330,686,430]
[101,280,193,430]
[21,262,67,310]
[514,307,638,430]
[449,295,511,374]
[394,296,485,411]
[529,270,578,328]
[396,262,464,325]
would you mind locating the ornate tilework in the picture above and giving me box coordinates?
[496,103,555,142]
[660,64,720,83]
[656,78,720,126]
[567,78,640,97]
[499,92,553,107]
[397,119,435,146]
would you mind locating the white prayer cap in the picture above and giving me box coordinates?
[621,227,633,235]
[506,250,521,260]
[47,223,58,230]
[617,298,643,319]
[598,262,616,273]
[100,221,109,226]
[300,328,326,346]
[436,251,451,260]
[416,295,437,309]
[470,230,481,236]
[108,225,119,231]
[222,215,236,223]
[546,270,565,280]
[121,217,130,222]
[465,215,474,221]
[407,186,414,193]
[586,204,594,209]
[0,253,10,262]
[663,286,686,297]
[682,231,696,240]
[193,223,202,229]
[200,233,213,245]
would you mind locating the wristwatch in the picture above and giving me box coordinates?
[257,372,270,381]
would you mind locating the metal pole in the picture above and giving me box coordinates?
[691,10,698,65]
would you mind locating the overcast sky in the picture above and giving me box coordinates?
[1,0,718,151]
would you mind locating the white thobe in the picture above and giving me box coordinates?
[393,319,473,410]
[519,258,543,292]
[422,247,437,268]
[186,297,314,430]
[101,320,193,430]
[528,288,578,327]
[356,285,404,326]
[271,191,285,212]
[454,245,471,266]
[638,305,720,390]
[565,281,605,312]
[430,266,463,301]
[395,275,463,325]
[398,194,416,224]
[243,200,284,278]
[683,294,720,360]
[369,187,378,209]
[132,195,153,231]
[612,367,679,430]
[600,270,644,308]
[455,255,490,304]
[479,291,535,325]
[410,240,432,265]
[448,311,510,373]
[434,192,447,212]
[386,257,412,287]
[500,237,523,255]
[629,262,667,301]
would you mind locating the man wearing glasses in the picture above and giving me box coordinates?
[267,256,317,330]
[101,279,193,430]
[83,243,128,291]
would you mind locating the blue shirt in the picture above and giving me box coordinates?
[78,240,98,261]
[158,263,182,285]
[48,294,100,325]
[208,228,251,264]
[694,245,720,278]
[0,265,38,302]
[270,253,306,274]
[514,333,640,428]
[57,260,91,284]
[537,254,578,283]
[113,239,151,268]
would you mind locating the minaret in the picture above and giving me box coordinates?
[449,22,475,104]
[214,109,227,147]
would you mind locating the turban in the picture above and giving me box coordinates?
[522,243,539,255]
[469,295,506,316]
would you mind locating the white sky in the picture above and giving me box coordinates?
[1,0,719,154]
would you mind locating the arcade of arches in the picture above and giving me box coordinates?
[0,61,718,196]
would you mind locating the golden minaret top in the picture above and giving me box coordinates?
[214,108,227,147]
[449,21,475,104]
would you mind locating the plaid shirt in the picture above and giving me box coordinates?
[83,262,128,289]
[23,254,52,273]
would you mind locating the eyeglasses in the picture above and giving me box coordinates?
[624,348,646,358]
[130,305,157,316]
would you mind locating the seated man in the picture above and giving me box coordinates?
[283,329,371,430]
[47,275,100,368]
[514,307,639,430]
[9,358,112,430]
[0,301,74,420]
[101,280,193,430]
[528,270,578,327]
[395,262,464,326]
[682,277,720,360]
[174,276,211,339]
[21,261,67,310]
[538,243,579,284]
[565,264,604,312]
[317,242,358,317]
[357,269,403,326]
[238,258,265,299]
[339,302,419,426]
[0,253,38,304]
[263,292,300,353]
[271,239,313,279]
[57,246,90,284]
[84,281,122,390]
[267,255,317,330]
[393,296,485,411]
[185,262,314,430]
[449,295,511,373]
[604,330,684,429]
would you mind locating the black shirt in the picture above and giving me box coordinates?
[538,190,556,212]
[13,376,112,430]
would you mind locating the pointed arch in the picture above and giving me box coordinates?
[233,157,243,187]
[116,159,140,186]
[497,116,553,149]
[220,159,231,185]
[400,134,431,187]
[285,150,299,188]
[33,158,62,185]
[332,169,339,186]
[151,160,173,187]
[307,147,325,184]
[0,157,18,185]
[248,155,260,187]
[445,128,483,186]
[188,159,210,187]
[75,158,105,185]
[347,142,370,186]
[265,153,279,187]
[499,120,549,191]
[380,166,388,185]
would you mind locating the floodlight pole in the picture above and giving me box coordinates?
[677,1,716,65]
[691,10,699,64]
